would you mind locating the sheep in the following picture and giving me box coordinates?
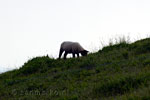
[59,41,89,59]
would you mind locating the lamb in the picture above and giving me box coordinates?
[59,41,89,59]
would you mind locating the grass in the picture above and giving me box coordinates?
[1,37,150,100]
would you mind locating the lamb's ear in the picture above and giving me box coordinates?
[84,50,89,53]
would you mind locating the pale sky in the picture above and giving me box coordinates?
[0,0,150,73]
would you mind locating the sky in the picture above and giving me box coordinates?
[0,0,150,73]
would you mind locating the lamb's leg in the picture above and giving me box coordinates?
[77,53,79,58]
[72,53,75,58]
[64,52,68,59]
[59,49,63,59]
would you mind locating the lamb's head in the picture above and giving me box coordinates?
[81,50,89,56]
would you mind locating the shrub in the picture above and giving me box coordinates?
[18,56,54,75]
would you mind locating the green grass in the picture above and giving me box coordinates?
[1,38,150,100]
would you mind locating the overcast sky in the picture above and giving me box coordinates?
[0,0,150,73]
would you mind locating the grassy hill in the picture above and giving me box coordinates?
[1,38,150,100]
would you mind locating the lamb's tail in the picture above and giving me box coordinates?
[59,48,63,59]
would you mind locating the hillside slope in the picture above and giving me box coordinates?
[1,38,150,100]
